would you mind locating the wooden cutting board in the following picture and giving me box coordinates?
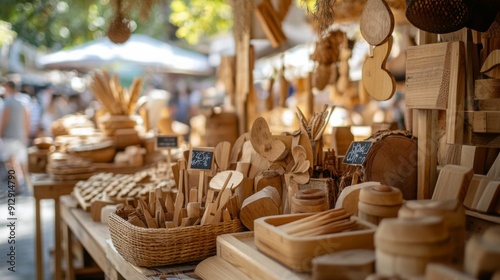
[362,37,396,101]
[406,41,464,110]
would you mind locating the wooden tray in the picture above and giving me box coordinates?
[254,213,376,272]
[216,232,308,280]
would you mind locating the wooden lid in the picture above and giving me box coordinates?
[402,199,465,228]
[375,216,449,243]
[359,185,403,206]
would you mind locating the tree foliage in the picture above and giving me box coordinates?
[169,0,233,44]
[0,0,174,50]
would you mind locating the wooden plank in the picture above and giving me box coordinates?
[475,79,500,100]
[478,99,500,111]
[195,256,251,280]
[406,42,462,110]
[417,110,439,199]
[254,0,286,48]
[473,111,500,133]
[464,112,500,147]
[446,41,465,144]
[475,180,500,213]
[464,29,480,112]
[460,145,488,174]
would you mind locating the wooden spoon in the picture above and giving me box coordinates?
[209,170,244,192]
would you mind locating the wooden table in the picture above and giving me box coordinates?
[28,174,78,280]
[60,194,200,280]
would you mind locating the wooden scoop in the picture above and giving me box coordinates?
[202,172,233,225]
[209,170,244,192]
[214,141,231,172]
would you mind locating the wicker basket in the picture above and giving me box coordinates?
[108,212,245,267]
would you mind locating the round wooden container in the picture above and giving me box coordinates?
[375,216,452,278]
[362,130,417,200]
[398,199,465,266]
[312,249,375,280]
[291,189,329,214]
[358,185,402,225]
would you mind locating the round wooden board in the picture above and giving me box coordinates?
[363,132,418,200]
[360,0,394,46]
[358,201,400,218]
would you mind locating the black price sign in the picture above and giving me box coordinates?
[188,147,214,171]
[156,135,179,149]
[343,141,373,166]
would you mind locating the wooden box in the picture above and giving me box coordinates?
[254,213,376,272]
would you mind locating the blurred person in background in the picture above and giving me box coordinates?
[0,80,30,192]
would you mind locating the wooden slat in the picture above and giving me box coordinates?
[475,79,500,99]
[254,0,286,48]
[460,145,488,174]
[473,111,500,133]
[417,110,438,199]
[195,256,251,280]
[464,112,500,147]
[446,41,465,144]
[478,99,500,111]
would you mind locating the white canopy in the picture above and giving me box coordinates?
[37,34,213,75]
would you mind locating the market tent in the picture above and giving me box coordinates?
[37,34,213,75]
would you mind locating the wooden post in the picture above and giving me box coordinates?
[231,0,253,134]
[416,30,439,199]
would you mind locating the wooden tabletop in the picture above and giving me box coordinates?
[60,195,200,280]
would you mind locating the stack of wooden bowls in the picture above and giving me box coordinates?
[375,216,452,278]
[291,188,329,214]
[358,185,402,225]
[398,199,465,266]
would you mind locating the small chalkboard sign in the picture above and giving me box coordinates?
[156,135,179,149]
[188,147,214,171]
[343,141,373,166]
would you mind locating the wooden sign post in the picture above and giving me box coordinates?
[188,147,215,203]
[156,134,179,179]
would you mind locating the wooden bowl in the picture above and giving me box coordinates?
[33,137,53,150]
[70,140,116,163]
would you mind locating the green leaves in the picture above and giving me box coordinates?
[169,0,232,44]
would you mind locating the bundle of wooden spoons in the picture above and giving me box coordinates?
[277,208,356,237]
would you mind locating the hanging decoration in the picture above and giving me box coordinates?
[107,0,159,44]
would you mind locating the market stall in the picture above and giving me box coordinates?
[24,0,500,279]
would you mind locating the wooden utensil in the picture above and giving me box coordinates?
[201,172,232,225]
[362,37,396,101]
[173,192,184,227]
[209,170,244,192]
[250,117,287,161]
[360,0,394,46]
[214,141,231,172]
